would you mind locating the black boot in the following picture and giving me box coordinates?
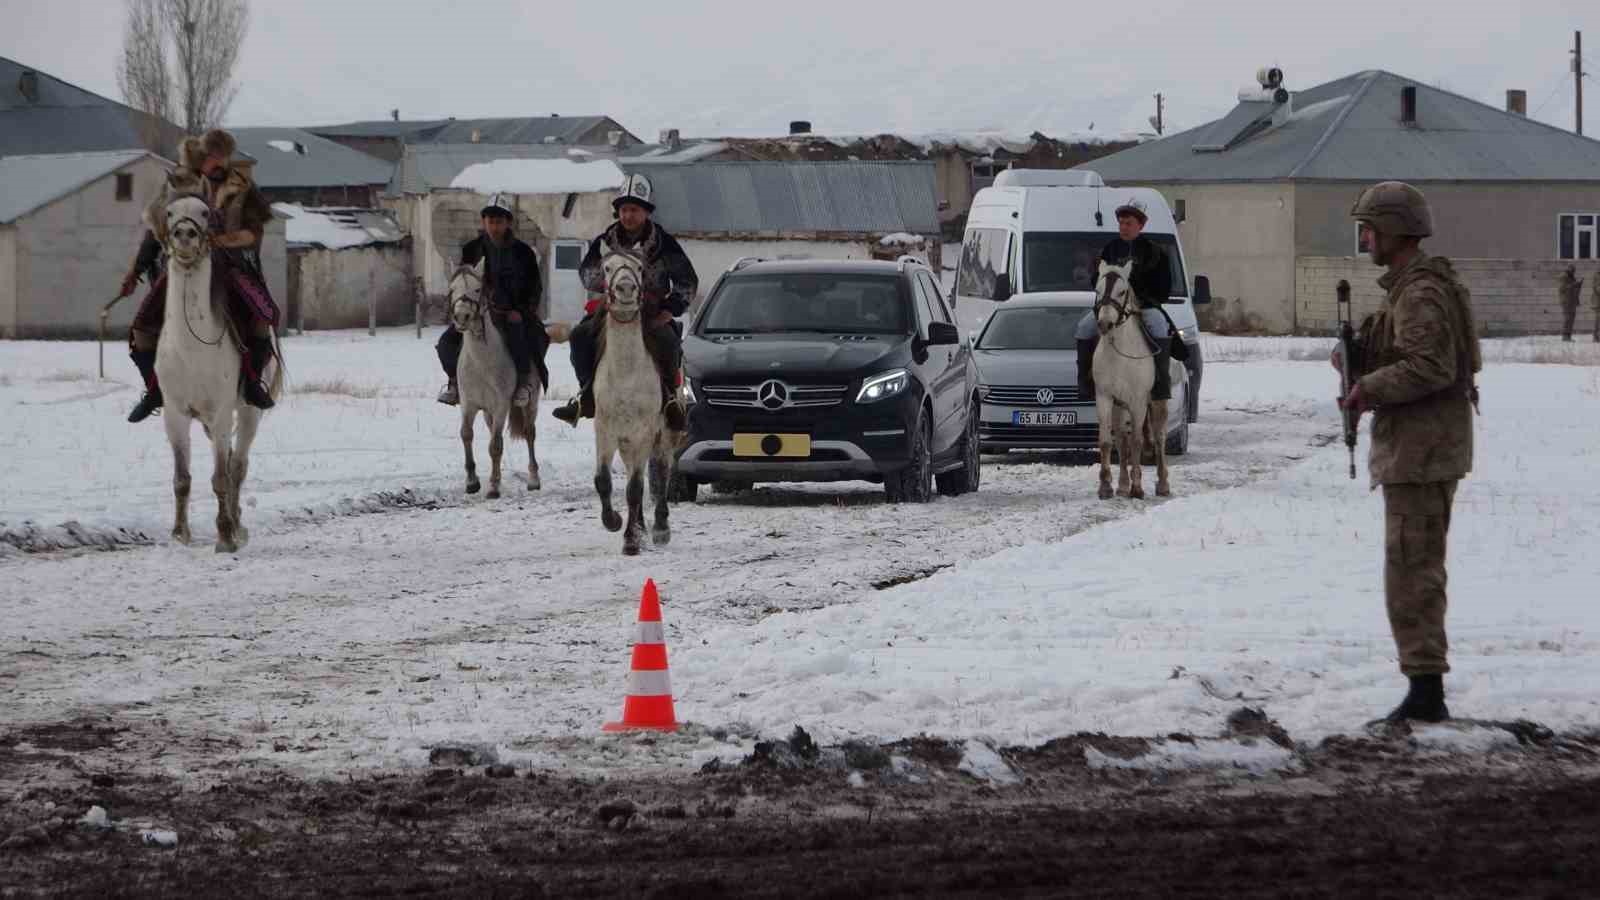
[1380,674,1450,724]
[1151,341,1172,401]
[662,380,687,433]
[127,349,163,423]
[1076,338,1097,398]
[241,337,276,410]
[553,384,593,426]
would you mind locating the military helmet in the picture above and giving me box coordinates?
[1350,181,1433,238]
[613,172,655,213]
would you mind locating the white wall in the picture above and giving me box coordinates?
[290,243,414,330]
[0,226,15,338]
[1150,182,1297,334]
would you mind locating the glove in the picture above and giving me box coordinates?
[1338,382,1367,417]
[119,270,139,298]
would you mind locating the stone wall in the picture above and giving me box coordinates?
[1296,256,1599,336]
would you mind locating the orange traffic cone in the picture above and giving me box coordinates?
[603,579,679,733]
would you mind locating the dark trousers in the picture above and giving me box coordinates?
[1562,305,1578,340]
[437,316,549,387]
[570,313,681,393]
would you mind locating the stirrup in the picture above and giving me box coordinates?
[437,382,459,406]
[553,397,581,426]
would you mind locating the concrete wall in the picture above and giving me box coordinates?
[1295,181,1600,260]
[0,226,15,337]
[287,242,414,330]
[12,156,169,338]
[1296,256,1600,336]
[1152,182,1297,333]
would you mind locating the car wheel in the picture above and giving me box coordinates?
[667,473,698,503]
[936,401,981,496]
[1165,419,1189,456]
[885,415,933,504]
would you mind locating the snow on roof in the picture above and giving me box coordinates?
[273,203,405,250]
[877,232,926,246]
[266,139,301,154]
[449,158,627,194]
[810,130,1145,155]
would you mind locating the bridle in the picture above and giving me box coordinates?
[449,265,488,342]
[603,252,645,325]
[1094,269,1159,361]
[166,195,225,346]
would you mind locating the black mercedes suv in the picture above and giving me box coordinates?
[674,258,980,503]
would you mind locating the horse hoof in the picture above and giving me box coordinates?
[602,511,623,532]
[527,477,541,491]
[1098,484,1113,500]
[1130,487,1145,500]
[652,527,671,546]
[486,488,501,500]
[172,528,191,545]
[623,541,641,557]
[466,480,480,495]
[1156,484,1171,497]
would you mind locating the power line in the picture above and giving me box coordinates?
[1531,72,1569,119]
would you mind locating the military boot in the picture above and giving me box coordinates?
[436,380,459,406]
[241,337,276,410]
[127,349,163,423]
[661,375,687,432]
[1379,674,1450,724]
[553,384,594,427]
[1150,341,1173,401]
[1076,337,1097,398]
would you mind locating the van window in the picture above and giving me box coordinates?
[956,227,1011,300]
[1023,231,1189,300]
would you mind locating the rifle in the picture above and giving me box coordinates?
[1336,279,1358,480]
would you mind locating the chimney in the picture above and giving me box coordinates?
[789,120,812,136]
[1400,85,1417,125]
[470,128,481,143]
[658,128,682,151]
[1506,89,1527,116]
[18,70,38,104]
[390,108,400,122]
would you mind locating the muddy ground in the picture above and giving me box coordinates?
[3,718,1597,898]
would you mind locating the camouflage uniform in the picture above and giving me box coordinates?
[1559,268,1582,341]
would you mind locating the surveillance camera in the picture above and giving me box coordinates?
[1257,67,1284,89]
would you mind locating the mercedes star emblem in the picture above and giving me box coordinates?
[757,380,789,410]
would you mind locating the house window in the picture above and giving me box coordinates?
[1559,213,1598,260]
[1173,198,1186,223]
[554,244,582,270]
[115,173,133,202]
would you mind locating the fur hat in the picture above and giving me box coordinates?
[177,136,207,170]
[201,128,237,160]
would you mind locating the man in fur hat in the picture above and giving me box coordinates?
[118,128,280,421]
[552,173,698,431]
[435,194,547,406]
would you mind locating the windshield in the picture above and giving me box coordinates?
[977,306,1090,350]
[1023,232,1188,300]
[699,274,908,335]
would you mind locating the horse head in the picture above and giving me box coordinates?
[164,194,212,269]
[449,260,487,338]
[1094,260,1136,336]
[602,251,646,323]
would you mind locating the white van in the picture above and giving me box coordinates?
[953,169,1211,422]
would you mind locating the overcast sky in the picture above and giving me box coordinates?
[3,0,1596,141]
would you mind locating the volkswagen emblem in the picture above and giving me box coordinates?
[757,380,789,411]
[1036,388,1055,406]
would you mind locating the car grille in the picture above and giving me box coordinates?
[703,382,850,410]
[983,384,1084,406]
[980,423,1101,444]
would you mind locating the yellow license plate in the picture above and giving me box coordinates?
[732,433,811,458]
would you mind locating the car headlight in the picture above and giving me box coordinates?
[977,383,991,400]
[681,377,697,405]
[856,369,910,404]
[1178,325,1199,343]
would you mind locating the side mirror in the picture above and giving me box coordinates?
[992,272,1012,303]
[1193,275,1212,305]
[928,321,960,346]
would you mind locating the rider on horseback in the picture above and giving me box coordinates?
[1076,198,1175,401]
[552,173,698,432]
[435,193,547,407]
[119,129,280,422]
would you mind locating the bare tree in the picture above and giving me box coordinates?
[163,0,250,133]
[117,0,172,123]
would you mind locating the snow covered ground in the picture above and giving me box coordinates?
[2,329,1597,783]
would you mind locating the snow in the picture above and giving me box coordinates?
[79,806,110,829]
[450,159,626,195]
[1084,740,1297,775]
[957,740,1020,785]
[877,232,925,247]
[272,203,398,250]
[1,332,1597,783]
[140,829,178,847]
[266,139,301,155]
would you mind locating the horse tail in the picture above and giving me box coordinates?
[509,401,533,444]
[268,331,288,402]
[545,321,573,344]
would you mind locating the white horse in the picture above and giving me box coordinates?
[155,192,282,551]
[591,251,677,556]
[1091,260,1171,501]
[447,261,542,498]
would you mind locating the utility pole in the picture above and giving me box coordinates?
[1576,31,1586,136]
[1153,93,1164,135]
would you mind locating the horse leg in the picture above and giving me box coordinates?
[1095,394,1115,500]
[486,411,504,500]
[649,452,671,546]
[1149,399,1171,497]
[1125,402,1146,500]
[526,391,541,491]
[595,435,622,532]
[230,408,262,546]
[164,411,193,544]
[210,416,238,553]
[622,462,646,556]
[460,407,480,494]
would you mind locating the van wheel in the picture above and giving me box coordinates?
[885,417,933,504]
[936,401,981,496]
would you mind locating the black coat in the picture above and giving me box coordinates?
[1098,236,1172,308]
[578,222,698,317]
[461,233,542,313]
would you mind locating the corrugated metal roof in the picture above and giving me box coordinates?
[622,161,940,236]
[232,127,393,188]
[304,119,450,139]
[425,116,614,145]
[0,56,185,156]
[391,143,610,194]
[0,150,156,223]
[1081,70,1600,183]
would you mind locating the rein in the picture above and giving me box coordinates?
[1094,271,1159,362]
[166,210,225,347]
[450,266,489,342]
